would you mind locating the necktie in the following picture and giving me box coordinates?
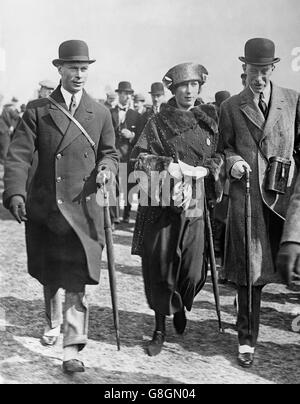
[69,94,77,116]
[258,92,268,118]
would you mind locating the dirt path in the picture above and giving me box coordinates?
[0,166,299,384]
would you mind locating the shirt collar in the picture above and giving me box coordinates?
[60,86,83,109]
[117,103,129,111]
[249,82,271,106]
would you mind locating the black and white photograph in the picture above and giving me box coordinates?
[0,0,299,386]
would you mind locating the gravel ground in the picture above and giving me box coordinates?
[0,165,299,384]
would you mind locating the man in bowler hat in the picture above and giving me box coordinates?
[219,38,300,367]
[110,81,144,223]
[3,40,119,374]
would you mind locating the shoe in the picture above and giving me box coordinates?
[62,359,85,374]
[147,331,165,357]
[173,309,187,334]
[237,352,254,368]
[40,335,59,347]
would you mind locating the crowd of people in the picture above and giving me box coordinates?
[1,37,299,376]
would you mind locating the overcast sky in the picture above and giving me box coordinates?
[0,0,299,104]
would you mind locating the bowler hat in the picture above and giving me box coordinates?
[115,81,134,94]
[133,93,145,102]
[149,82,165,95]
[39,80,56,90]
[215,91,231,106]
[52,40,96,67]
[239,38,280,65]
[163,63,208,91]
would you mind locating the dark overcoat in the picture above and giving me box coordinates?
[3,86,119,288]
[219,84,300,286]
[281,171,300,244]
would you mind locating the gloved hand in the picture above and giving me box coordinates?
[96,165,111,187]
[121,128,135,140]
[9,195,27,223]
[231,160,252,180]
[276,243,300,285]
[172,181,193,211]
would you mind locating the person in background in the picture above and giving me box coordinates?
[133,93,147,115]
[104,91,117,109]
[38,80,56,99]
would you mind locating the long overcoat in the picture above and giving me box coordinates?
[281,171,300,244]
[219,84,300,285]
[3,86,119,288]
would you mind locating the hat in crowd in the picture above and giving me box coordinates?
[39,80,56,90]
[149,82,165,95]
[11,97,19,103]
[162,63,208,91]
[52,40,96,67]
[115,81,134,94]
[239,38,280,65]
[215,91,231,106]
[133,93,145,102]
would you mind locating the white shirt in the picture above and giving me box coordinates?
[250,82,271,108]
[117,103,129,124]
[60,86,83,113]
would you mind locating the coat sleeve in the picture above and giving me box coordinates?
[294,94,300,168]
[3,107,37,208]
[219,102,245,177]
[281,172,300,244]
[96,108,119,175]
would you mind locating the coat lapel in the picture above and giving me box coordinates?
[111,107,119,130]
[56,90,95,153]
[48,87,71,136]
[262,83,284,141]
[239,87,265,131]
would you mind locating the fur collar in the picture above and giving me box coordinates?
[158,97,218,135]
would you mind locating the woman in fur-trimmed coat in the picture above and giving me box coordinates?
[131,63,224,356]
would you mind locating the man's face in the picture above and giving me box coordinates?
[39,87,54,98]
[107,96,117,108]
[151,94,164,107]
[118,91,131,106]
[133,100,144,111]
[58,62,89,93]
[175,80,200,110]
[246,64,274,94]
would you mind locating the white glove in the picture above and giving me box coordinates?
[121,128,135,140]
[231,160,252,180]
[172,181,193,210]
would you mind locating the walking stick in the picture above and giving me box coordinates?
[204,197,224,333]
[97,183,121,351]
[245,169,252,336]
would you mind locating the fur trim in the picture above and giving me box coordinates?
[159,98,218,136]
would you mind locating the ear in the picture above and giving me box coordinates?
[57,64,63,76]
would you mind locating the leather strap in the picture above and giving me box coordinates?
[48,96,96,151]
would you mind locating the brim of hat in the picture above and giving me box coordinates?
[52,58,96,67]
[149,92,165,95]
[115,89,134,94]
[238,56,281,65]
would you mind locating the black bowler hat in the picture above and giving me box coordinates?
[149,82,165,95]
[239,38,280,65]
[215,91,231,106]
[52,40,96,67]
[115,81,134,94]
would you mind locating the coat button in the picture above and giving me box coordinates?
[206,138,211,146]
[56,153,62,160]
[84,152,88,158]
[56,177,62,183]
[86,196,91,201]
[57,199,64,205]
[83,175,89,182]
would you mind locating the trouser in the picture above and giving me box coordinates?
[237,285,264,348]
[44,286,89,351]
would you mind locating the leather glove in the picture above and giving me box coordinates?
[276,243,300,285]
[96,165,111,187]
[9,195,27,223]
[231,160,252,180]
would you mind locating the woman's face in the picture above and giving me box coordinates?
[175,80,200,110]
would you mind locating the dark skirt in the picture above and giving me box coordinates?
[142,208,207,315]
[25,218,92,292]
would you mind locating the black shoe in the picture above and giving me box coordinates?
[237,353,254,368]
[62,359,85,374]
[147,331,165,357]
[173,309,187,334]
